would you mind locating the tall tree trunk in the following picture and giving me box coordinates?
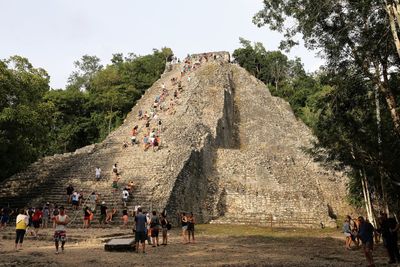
[360,168,376,226]
[385,2,400,59]
[351,147,375,226]
[373,86,390,214]
[372,60,400,136]
[350,32,400,136]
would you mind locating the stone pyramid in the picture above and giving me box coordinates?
[0,52,351,227]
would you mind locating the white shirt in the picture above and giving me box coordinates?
[16,214,29,229]
[122,190,129,199]
[55,214,68,231]
[95,168,101,175]
[72,192,79,201]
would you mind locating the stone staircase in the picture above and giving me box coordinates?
[0,53,352,228]
[0,62,195,225]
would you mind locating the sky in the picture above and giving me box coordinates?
[1,0,324,89]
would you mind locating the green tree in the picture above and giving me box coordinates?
[0,56,54,180]
[253,0,400,135]
[67,55,103,92]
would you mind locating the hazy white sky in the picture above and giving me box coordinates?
[1,0,324,89]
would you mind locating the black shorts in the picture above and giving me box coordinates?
[72,200,79,206]
[151,228,159,237]
[135,231,146,243]
[33,221,40,228]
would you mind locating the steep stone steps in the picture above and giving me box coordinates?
[0,62,195,222]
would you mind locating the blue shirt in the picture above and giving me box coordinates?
[359,221,374,244]
[135,213,147,232]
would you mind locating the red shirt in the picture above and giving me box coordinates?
[32,210,43,221]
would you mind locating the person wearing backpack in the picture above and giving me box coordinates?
[160,214,170,245]
[150,211,160,247]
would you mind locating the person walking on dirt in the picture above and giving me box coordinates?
[54,206,69,254]
[15,209,29,251]
[357,216,375,267]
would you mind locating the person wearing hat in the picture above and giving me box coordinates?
[99,201,107,226]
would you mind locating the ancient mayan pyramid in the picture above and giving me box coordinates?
[0,52,351,227]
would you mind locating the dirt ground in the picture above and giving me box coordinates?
[0,224,397,266]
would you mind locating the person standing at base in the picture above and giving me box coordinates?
[42,203,50,229]
[187,212,196,243]
[181,212,188,244]
[160,214,169,245]
[0,206,13,231]
[150,211,160,247]
[358,216,375,267]
[343,216,352,250]
[15,209,29,251]
[134,207,147,253]
[54,206,69,254]
[31,207,43,237]
[380,213,400,264]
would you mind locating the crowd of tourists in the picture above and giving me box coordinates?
[0,54,227,255]
[2,200,196,254]
[342,213,400,266]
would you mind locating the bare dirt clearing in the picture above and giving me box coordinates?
[0,225,394,266]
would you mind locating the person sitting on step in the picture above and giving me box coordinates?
[122,141,128,149]
[106,208,117,223]
[143,135,151,151]
[131,125,138,145]
[112,163,118,176]
[126,181,134,193]
[153,136,160,152]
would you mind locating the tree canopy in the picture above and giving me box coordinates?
[253,0,400,136]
